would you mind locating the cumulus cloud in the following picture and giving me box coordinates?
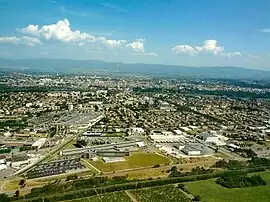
[126,39,145,52]
[20,19,97,43]
[0,36,42,47]
[172,45,198,56]
[172,39,224,56]
[201,40,224,55]
[20,19,144,50]
[19,19,156,54]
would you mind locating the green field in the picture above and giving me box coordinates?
[248,171,270,184]
[186,171,270,202]
[90,152,171,172]
[130,185,191,202]
[65,191,132,202]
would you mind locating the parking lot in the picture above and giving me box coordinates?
[26,158,85,179]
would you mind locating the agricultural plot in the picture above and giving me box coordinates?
[186,178,270,202]
[65,191,132,202]
[130,185,191,202]
[90,152,171,172]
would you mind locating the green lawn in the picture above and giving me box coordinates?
[90,152,171,172]
[130,185,191,202]
[65,191,132,202]
[186,176,270,202]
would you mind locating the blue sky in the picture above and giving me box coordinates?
[0,0,269,70]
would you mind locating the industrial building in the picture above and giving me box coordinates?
[182,143,203,156]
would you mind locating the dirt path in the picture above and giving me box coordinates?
[125,190,139,202]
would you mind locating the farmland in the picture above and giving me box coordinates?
[65,191,132,202]
[186,171,270,202]
[130,185,191,202]
[90,152,171,172]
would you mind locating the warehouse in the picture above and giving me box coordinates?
[182,143,203,156]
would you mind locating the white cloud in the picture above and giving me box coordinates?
[0,36,42,47]
[226,52,242,58]
[261,28,270,33]
[103,39,126,48]
[127,39,145,52]
[20,19,101,44]
[20,25,39,35]
[20,36,42,46]
[172,45,198,56]
[19,19,156,54]
[0,37,20,44]
[201,40,224,55]
[172,39,224,56]
[249,54,260,59]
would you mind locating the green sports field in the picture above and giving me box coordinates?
[90,152,171,172]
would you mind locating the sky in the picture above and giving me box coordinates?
[0,0,270,70]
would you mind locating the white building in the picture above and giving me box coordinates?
[182,144,203,156]
[32,138,47,149]
[149,135,184,143]
[199,132,226,146]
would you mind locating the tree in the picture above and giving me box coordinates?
[15,190,20,198]
[19,179,26,188]
[193,195,201,201]
[0,193,10,202]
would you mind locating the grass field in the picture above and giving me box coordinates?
[89,152,171,172]
[186,171,270,202]
[65,191,132,202]
[248,171,270,184]
[130,185,191,202]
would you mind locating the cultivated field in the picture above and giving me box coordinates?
[64,191,132,202]
[90,152,171,172]
[130,185,191,202]
[186,172,270,202]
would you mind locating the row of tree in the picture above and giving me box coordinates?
[216,171,267,188]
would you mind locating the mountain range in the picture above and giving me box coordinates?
[0,58,269,79]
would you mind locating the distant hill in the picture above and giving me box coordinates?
[0,58,269,79]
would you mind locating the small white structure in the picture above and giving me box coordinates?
[0,159,7,171]
[132,127,145,134]
[180,127,191,132]
[68,104,74,111]
[136,141,145,147]
[32,138,47,149]
[25,103,33,108]
[173,130,185,135]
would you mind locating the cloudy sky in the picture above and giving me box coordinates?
[0,0,270,70]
